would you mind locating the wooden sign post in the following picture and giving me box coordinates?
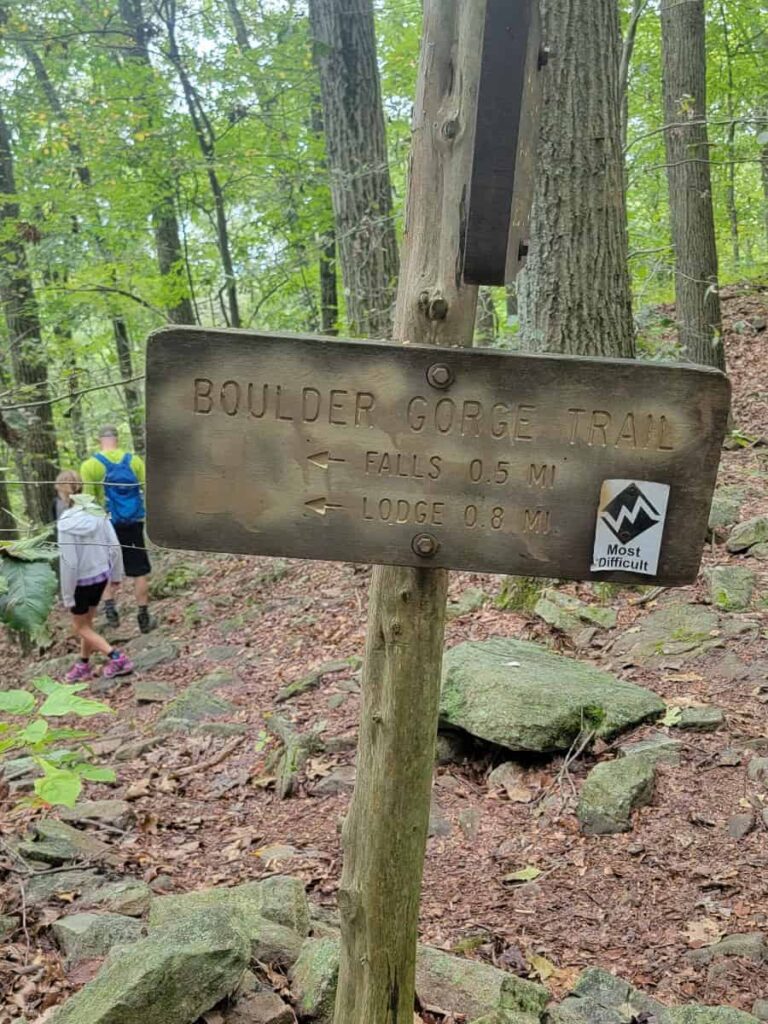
[145,3,728,1023]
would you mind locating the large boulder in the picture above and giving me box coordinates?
[48,904,249,1024]
[708,488,744,532]
[577,757,656,835]
[660,1010,759,1024]
[548,967,662,1024]
[289,937,340,1023]
[440,639,664,753]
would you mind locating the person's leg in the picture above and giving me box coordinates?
[103,580,120,627]
[134,574,149,606]
[73,612,112,657]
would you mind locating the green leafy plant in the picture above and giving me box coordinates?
[0,529,59,642]
[0,677,115,808]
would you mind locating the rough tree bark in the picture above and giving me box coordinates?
[332,6,481,1022]
[518,0,635,357]
[0,102,59,525]
[308,0,399,338]
[660,0,724,370]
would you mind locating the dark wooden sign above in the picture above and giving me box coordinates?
[146,328,730,586]
[461,0,544,286]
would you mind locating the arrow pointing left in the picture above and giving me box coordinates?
[305,497,345,516]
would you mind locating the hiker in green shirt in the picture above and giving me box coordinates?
[81,425,156,634]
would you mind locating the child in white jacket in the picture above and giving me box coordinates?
[56,472,134,682]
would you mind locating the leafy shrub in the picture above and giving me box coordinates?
[0,677,115,808]
[149,562,201,599]
[0,537,58,638]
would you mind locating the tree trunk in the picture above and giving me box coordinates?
[718,2,739,266]
[308,0,399,338]
[518,0,635,357]
[319,233,338,335]
[762,138,768,249]
[160,0,240,328]
[0,470,16,538]
[619,0,648,151]
[660,0,724,369]
[0,102,59,525]
[120,0,196,324]
[65,357,88,463]
[476,287,497,344]
[113,318,145,455]
[332,5,480,1022]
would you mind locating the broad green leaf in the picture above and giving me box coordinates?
[39,684,111,718]
[0,689,36,715]
[0,557,57,634]
[19,718,49,744]
[33,676,63,695]
[34,766,82,808]
[0,574,8,595]
[75,764,117,783]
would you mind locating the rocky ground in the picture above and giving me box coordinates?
[1,286,768,1024]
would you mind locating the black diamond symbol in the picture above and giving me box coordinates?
[601,483,661,544]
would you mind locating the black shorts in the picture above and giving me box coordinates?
[114,521,152,578]
[71,579,108,615]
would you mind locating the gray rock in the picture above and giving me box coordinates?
[534,589,617,634]
[611,604,721,664]
[749,543,768,560]
[447,588,488,620]
[47,904,249,1024]
[577,757,656,835]
[19,821,120,867]
[52,912,142,965]
[150,878,308,962]
[686,932,766,965]
[125,634,180,672]
[429,797,452,838]
[548,967,663,1024]
[618,733,682,766]
[675,706,725,732]
[435,730,472,764]
[488,761,532,799]
[752,1002,768,1022]
[660,1007,760,1024]
[290,937,340,1023]
[416,946,547,1021]
[205,644,240,662]
[728,813,756,840]
[709,488,744,531]
[25,868,104,906]
[727,516,768,554]
[160,680,235,724]
[87,879,152,917]
[706,566,756,611]
[133,681,174,704]
[747,757,768,782]
[224,990,294,1024]
[61,800,134,830]
[440,639,664,753]
[314,766,356,796]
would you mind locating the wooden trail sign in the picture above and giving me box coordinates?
[146,326,729,586]
[461,0,544,285]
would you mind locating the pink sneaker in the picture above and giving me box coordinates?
[65,660,92,683]
[102,652,134,679]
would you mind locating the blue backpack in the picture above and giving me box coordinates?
[93,452,146,525]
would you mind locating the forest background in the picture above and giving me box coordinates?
[0,0,766,542]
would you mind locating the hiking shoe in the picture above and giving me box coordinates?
[65,660,92,683]
[104,603,120,628]
[103,652,134,679]
[137,609,157,634]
